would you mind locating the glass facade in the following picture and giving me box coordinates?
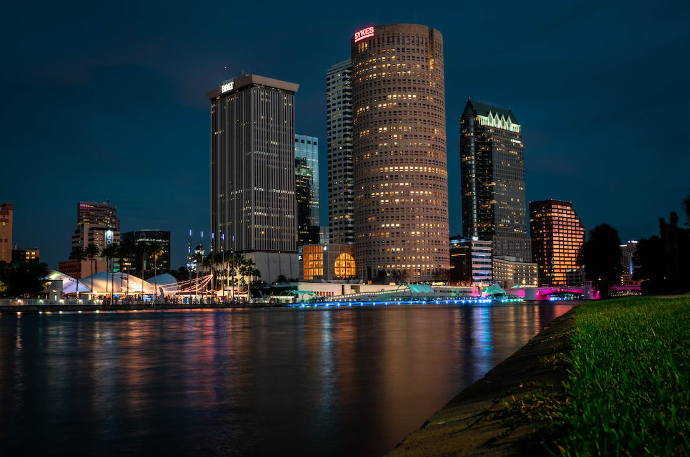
[295,134,320,246]
[460,100,531,262]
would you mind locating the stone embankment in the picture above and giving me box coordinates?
[386,308,576,457]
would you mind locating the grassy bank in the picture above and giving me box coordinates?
[546,297,690,455]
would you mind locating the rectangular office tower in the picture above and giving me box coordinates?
[209,74,300,282]
[529,199,585,286]
[460,99,531,262]
[326,60,354,245]
[71,201,121,250]
[295,134,320,246]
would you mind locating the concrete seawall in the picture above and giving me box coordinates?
[386,308,576,456]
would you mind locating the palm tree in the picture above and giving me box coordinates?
[148,241,164,301]
[101,243,119,299]
[229,252,243,299]
[193,250,204,296]
[251,268,262,285]
[239,256,256,292]
[69,246,86,299]
[84,243,100,297]
[136,242,149,300]
[116,239,135,297]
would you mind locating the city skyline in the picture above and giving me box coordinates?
[2,2,689,269]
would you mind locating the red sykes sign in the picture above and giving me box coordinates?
[354,26,375,42]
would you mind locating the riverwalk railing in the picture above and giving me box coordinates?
[1,298,101,306]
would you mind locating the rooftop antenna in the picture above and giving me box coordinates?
[223,66,227,78]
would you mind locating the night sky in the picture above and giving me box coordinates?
[2,1,688,270]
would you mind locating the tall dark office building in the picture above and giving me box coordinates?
[351,23,449,282]
[208,74,300,281]
[295,134,320,246]
[326,60,354,245]
[460,100,531,261]
[121,230,171,274]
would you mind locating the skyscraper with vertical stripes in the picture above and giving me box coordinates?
[326,60,354,245]
[208,74,300,281]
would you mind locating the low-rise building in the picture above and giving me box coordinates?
[492,256,538,289]
[299,244,356,282]
[12,247,39,263]
[449,237,492,285]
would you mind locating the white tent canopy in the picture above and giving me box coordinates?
[46,270,92,294]
[79,271,160,294]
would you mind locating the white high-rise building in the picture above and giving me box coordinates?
[326,60,354,245]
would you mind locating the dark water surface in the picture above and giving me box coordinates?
[0,303,572,456]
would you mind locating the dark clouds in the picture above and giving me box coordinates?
[1,0,688,268]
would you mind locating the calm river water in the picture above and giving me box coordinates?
[0,303,572,456]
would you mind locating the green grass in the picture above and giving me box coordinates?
[547,297,690,456]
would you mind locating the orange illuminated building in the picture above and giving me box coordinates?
[299,244,356,281]
[529,200,585,286]
[0,203,13,263]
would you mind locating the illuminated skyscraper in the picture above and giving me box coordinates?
[460,99,531,261]
[529,199,585,286]
[209,74,300,281]
[326,60,354,244]
[295,134,320,245]
[619,240,638,285]
[71,201,121,250]
[351,24,449,282]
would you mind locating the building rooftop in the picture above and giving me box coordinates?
[207,74,299,99]
[464,99,519,124]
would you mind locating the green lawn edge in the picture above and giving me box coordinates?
[543,296,690,456]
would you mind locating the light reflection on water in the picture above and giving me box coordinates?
[0,303,572,456]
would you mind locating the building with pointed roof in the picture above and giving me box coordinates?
[460,99,531,262]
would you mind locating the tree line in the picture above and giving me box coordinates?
[581,189,690,297]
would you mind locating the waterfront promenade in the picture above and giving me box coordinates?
[0,298,272,313]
